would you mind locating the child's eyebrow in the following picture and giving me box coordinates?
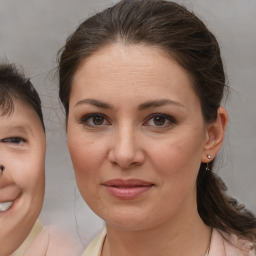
[0,124,33,136]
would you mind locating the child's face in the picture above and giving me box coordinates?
[0,100,46,255]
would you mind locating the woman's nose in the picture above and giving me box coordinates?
[107,126,145,169]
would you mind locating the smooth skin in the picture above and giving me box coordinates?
[0,100,45,256]
[67,43,228,256]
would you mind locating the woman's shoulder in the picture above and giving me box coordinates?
[209,228,255,256]
[24,224,83,256]
[83,228,107,256]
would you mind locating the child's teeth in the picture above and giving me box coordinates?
[0,201,13,212]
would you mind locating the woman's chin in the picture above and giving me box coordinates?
[102,212,157,232]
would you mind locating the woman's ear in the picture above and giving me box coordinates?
[201,107,228,162]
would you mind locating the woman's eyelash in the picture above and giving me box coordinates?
[79,113,176,128]
[1,137,26,144]
[79,113,110,126]
[144,114,177,127]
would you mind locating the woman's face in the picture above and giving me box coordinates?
[67,44,210,231]
[0,100,45,255]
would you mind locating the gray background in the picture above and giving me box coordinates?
[0,0,255,247]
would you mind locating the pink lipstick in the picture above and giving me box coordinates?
[102,179,154,199]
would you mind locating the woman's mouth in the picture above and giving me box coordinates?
[102,179,154,199]
[0,201,14,212]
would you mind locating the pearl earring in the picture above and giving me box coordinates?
[206,155,211,171]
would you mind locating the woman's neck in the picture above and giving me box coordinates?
[102,209,211,256]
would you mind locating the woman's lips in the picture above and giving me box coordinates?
[102,179,154,199]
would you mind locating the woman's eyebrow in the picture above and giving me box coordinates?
[138,99,185,110]
[74,99,113,109]
[74,98,185,110]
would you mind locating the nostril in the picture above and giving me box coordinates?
[0,165,5,174]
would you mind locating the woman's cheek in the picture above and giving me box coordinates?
[69,139,96,175]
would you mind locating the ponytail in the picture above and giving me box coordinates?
[197,161,256,243]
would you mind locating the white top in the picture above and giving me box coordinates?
[82,228,255,256]
[11,221,43,256]
[11,220,83,256]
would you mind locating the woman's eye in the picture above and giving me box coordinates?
[152,116,167,126]
[144,114,176,127]
[80,114,110,127]
[2,137,26,144]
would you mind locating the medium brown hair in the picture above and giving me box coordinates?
[57,0,256,242]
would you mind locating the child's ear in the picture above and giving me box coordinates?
[201,107,228,163]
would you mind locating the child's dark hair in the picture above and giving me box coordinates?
[0,61,45,131]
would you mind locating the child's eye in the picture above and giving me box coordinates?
[144,114,176,127]
[2,137,26,144]
[80,113,110,127]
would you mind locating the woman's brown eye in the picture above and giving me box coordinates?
[80,113,109,127]
[153,116,166,126]
[143,114,176,127]
[93,115,105,125]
